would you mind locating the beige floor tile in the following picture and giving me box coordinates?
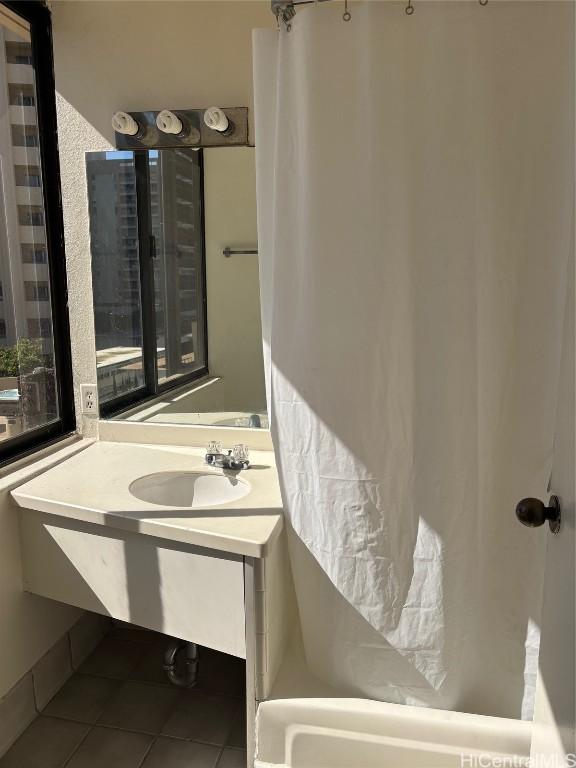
[98,681,180,734]
[79,638,144,680]
[227,703,246,749]
[196,650,245,698]
[129,645,171,686]
[162,691,239,745]
[217,749,247,768]
[0,716,89,768]
[141,737,220,768]
[43,674,120,724]
[65,727,152,768]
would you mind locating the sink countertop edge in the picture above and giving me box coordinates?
[12,487,284,559]
[11,441,284,559]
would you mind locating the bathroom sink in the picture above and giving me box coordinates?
[129,470,251,508]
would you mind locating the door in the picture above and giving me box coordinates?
[530,255,575,765]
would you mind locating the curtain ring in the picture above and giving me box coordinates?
[479,0,488,5]
[343,0,351,21]
[405,0,414,15]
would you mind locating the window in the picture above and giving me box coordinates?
[21,244,47,263]
[18,205,44,226]
[5,40,32,64]
[9,83,35,106]
[15,165,41,187]
[86,148,207,415]
[27,318,52,338]
[24,281,49,301]
[0,2,74,465]
[11,124,39,147]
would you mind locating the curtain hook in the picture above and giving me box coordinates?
[276,2,296,32]
[405,0,414,15]
[479,0,488,5]
[343,0,351,22]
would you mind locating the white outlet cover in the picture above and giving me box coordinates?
[80,384,98,415]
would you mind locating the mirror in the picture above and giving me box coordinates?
[86,146,268,428]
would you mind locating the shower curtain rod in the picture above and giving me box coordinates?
[272,0,331,9]
[271,0,332,27]
[272,0,488,25]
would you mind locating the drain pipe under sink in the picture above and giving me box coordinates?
[163,639,199,688]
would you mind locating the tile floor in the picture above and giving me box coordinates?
[0,627,247,768]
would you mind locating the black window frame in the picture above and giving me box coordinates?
[97,149,208,419]
[0,1,75,467]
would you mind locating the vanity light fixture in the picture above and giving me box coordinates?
[204,106,234,135]
[111,110,141,137]
[112,108,248,149]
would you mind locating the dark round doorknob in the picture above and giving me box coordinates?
[515,495,561,534]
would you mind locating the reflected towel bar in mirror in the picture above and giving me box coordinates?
[223,247,258,257]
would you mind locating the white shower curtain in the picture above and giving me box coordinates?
[253,1,573,719]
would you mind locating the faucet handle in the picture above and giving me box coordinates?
[232,444,249,465]
[207,440,222,455]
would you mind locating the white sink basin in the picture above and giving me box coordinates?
[129,470,251,508]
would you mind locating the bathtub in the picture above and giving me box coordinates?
[254,698,532,768]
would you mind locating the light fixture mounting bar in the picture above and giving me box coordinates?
[113,107,249,150]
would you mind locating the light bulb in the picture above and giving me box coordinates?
[156,109,183,135]
[111,111,140,136]
[203,107,230,134]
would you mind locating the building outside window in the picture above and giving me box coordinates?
[0,3,74,458]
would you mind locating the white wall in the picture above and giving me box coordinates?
[0,444,82,699]
[51,0,273,435]
[204,148,264,412]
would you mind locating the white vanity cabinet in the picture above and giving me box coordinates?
[11,440,290,766]
[19,511,247,657]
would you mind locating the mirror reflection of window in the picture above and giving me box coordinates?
[86,151,145,406]
[86,148,207,413]
[147,149,207,385]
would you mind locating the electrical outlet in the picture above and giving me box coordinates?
[80,384,98,415]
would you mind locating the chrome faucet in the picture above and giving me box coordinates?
[205,441,250,470]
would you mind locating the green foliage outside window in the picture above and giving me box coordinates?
[0,338,44,377]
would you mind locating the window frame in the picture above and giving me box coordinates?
[0,1,75,467]
[98,149,209,419]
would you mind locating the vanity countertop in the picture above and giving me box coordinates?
[11,441,283,558]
